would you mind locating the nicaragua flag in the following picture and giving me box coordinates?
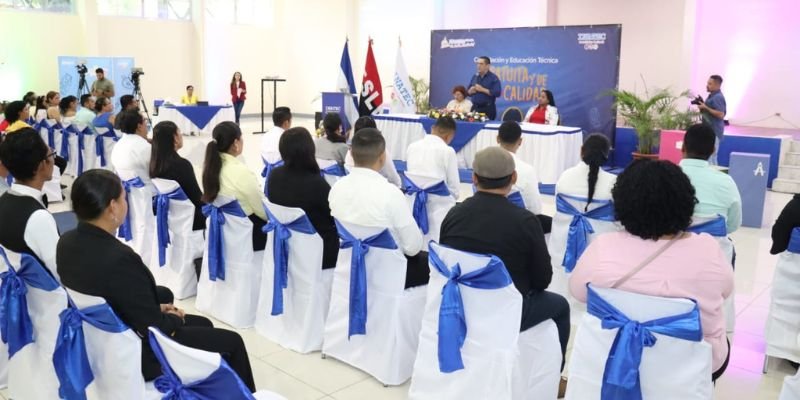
[337,40,359,131]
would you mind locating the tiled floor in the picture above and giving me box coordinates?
[6,116,794,399]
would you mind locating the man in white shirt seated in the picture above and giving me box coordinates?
[344,116,402,187]
[406,116,460,200]
[496,121,550,232]
[260,106,291,163]
[110,109,152,183]
[329,128,429,289]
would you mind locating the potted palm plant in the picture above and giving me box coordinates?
[409,76,431,114]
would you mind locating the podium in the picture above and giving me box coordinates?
[729,152,770,228]
[254,77,286,135]
[321,92,357,132]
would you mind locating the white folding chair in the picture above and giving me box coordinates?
[0,246,68,400]
[196,196,264,328]
[548,193,619,324]
[565,285,713,400]
[689,214,736,333]
[765,227,800,371]
[116,171,156,268]
[512,319,562,399]
[146,327,286,400]
[35,118,61,151]
[150,179,204,300]
[64,122,96,177]
[402,172,456,245]
[93,127,120,170]
[780,335,800,400]
[261,155,283,197]
[322,220,427,386]
[317,158,348,187]
[255,199,334,353]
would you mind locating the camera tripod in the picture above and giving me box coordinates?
[132,80,152,127]
[77,72,90,98]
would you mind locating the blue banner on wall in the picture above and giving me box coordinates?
[430,25,621,140]
[58,56,135,112]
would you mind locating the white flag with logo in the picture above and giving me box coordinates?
[391,45,416,114]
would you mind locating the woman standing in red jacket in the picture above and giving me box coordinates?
[230,71,247,125]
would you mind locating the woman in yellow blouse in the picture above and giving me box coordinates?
[181,85,198,105]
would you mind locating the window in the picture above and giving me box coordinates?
[205,0,273,27]
[0,0,74,13]
[97,0,191,20]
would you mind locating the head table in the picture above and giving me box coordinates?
[153,104,234,135]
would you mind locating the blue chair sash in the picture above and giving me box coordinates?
[202,201,247,281]
[0,248,59,357]
[148,330,256,400]
[261,205,317,316]
[320,163,347,177]
[335,220,398,338]
[260,158,284,197]
[687,215,727,237]
[586,284,703,400]
[64,125,92,176]
[59,125,71,160]
[154,187,190,267]
[556,193,616,272]
[788,227,800,254]
[429,244,512,373]
[402,175,450,235]
[117,177,146,241]
[94,128,119,168]
[507,190,525,209]
[4,174,11,187]
[53,299,129,400]
[36,120,61,148]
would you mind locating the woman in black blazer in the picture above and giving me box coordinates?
[56,169,255,392]
[267,127,339,269]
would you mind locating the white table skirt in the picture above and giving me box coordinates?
[375,115,583,185]
[154,106,235,135]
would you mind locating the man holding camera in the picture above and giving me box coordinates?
[694,74,726,164]
[91,68,115,99]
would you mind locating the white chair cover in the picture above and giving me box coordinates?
[255,199,333,353]
[64,122,97,177]
[43,165,63,205]
[93,127,121,171]
[402,172,456,245]
[780,335,800,400]
[317,158,346,187]
[322,221,427,386]
[511,320,562,399]
[0,246,68,400]
[565,285,713,400]
[196,196,263,328]
[690,214,736,333]
[65,289,152,399]
[117,170,156,269]
[150,179,203,300]
[146,327,287,400]
[766,229,800,365]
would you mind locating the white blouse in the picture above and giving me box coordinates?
[446,99,473,113]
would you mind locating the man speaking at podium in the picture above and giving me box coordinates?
[467,56,502,120]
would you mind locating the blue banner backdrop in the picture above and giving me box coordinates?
[430,25,621,140]
[58,56,135,113]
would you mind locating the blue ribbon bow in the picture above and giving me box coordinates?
[556,193,616,272]
[687,215,727,237]
[117,177,146,241]
[429,244,512,373]
[261,206,317,316]
[202,201,247,281]
[64,125,91,176]
[4,174,11,187]
[260,158,284,197]
[148,330,256,400]
[788,227,800,254]
[36,120,61,148]
[59,125,71,160]
[53,299,129,400]
[335,220,398,338]
[0,248,59,357]
[154,187,190,267]
[586,285,703,400]
[320,163,348,177]
[507,191,526,209]
[94,128,119,168]
[402,176,450,235]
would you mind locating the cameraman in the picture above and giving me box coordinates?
[91,68,115,99]
[695,74,726,164]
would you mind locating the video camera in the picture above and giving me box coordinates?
[76,63,88,75]
[690,95,704,106]
[132,67,145,78]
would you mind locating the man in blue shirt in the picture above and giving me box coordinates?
[467,56,502,120]
[697,74,726,164]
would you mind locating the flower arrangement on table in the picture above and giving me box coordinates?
[427,109,489,123]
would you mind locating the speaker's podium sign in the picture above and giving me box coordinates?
[321,92,356,132]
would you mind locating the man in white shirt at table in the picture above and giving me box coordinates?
[111,109,152,183]
[405,116,460,200]
[329,128,429,289]
[260,106,291,163]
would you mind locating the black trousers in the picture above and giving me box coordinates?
[172,315,257,393]
[248,214,268,251]
[536,214,552,234]
[155,286,174,304]
[54,155,67,175]
[712,338,731,383]
[405,251,430,289]
[520,289,571,371]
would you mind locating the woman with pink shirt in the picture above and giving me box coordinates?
[570,159,734,381]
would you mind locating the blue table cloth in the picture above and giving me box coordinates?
[165,105,232,130]
[376,115,485,153]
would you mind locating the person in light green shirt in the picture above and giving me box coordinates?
[74,94,96,126]
[680,123,742,233]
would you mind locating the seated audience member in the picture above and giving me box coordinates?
[261,106,292,162]
[680,123,742,234]
[202,121,268,251]
[496,121,545,223]
[150,121,205,231]
[93,96,117,131]
[115,94,140,128]
[0,128,60,277]
[59,95,78,120]
[570,159,734,381]
[34,96,48,121]
[268,127,339,269]
[556,133,616,203]
[56,170,255,391]
[446,85,473,113]
[46,91,62,121]
[181,85,198,105]
[406,116,460,200]
[770,194,800,254]
[3,101,32,133]
[0,102,7,132]
[524,89,559,125]
[439,146,570,366]
[315,112,349,164]
[344,116,402,187]
[329,128,429,288]
[74,94,96,126]
[22,91,36,108]
[111,110,152,183]
[0,135,8,196]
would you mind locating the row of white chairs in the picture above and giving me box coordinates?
[34,118,120,177]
